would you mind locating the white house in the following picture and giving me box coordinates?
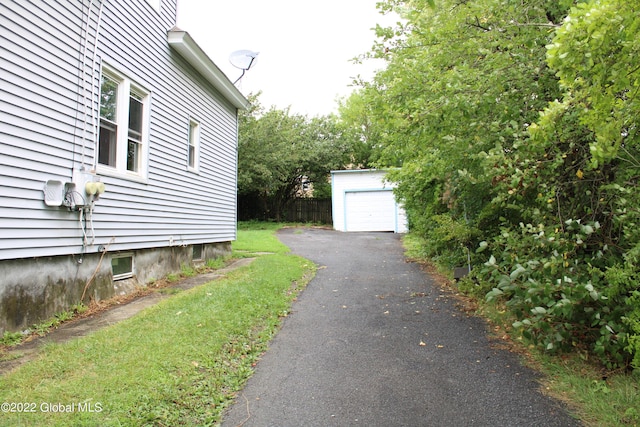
[331,169,408,233]
[0,0,248,333]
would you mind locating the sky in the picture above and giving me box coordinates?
[175,0,396,116]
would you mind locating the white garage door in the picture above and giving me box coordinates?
[345,190,396,232]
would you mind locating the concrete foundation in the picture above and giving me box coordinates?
[0,242,231,334]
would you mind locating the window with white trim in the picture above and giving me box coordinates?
[188,118,200,171]
[99,67,149,177]
[111,253,133,280]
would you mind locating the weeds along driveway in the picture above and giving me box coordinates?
[222,227,580,427]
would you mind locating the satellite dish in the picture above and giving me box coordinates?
[229,50,259,84]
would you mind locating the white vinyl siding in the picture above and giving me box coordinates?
[1,0,93,259]
[0,0,241,261]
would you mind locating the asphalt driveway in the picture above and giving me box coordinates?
[221,228,580,426]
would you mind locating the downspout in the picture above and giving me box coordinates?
[234,110,239,241]
[89,0,105,162]
[76,0,104,173]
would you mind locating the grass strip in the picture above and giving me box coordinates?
[526,351,640,426]
[233,222,290,255]
[0,226,314,426]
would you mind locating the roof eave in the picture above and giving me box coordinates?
[167,29,249,110]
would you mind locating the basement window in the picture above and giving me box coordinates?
[192,244,203,261]
[112,253,133,280]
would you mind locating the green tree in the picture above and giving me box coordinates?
[547,0,640,168]
[238,94,351,220]
[337,90,388,168]
[359,0,567,265]
[353,0,640,367]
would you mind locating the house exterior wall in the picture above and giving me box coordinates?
[2,0,98,258]
[0,0,245,333]
[331,170,408,233]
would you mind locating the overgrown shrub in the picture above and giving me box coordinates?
[479,219,638,368]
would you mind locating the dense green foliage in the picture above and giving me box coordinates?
[336,90,387,168]
[350,0,640,367]
[483,0,640,368]
[353,0,569,264]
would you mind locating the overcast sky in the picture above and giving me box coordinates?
[176,0,395,116]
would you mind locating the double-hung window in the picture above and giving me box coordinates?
[127,93,143,172]
[99,67,149,178]
[188,118,200,171]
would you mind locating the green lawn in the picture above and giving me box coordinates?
[0,223,315,426]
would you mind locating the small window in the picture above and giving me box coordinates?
[192,244,203,261]
[188,119,200,171]
[112,253,133,280]
[98,66,149,178]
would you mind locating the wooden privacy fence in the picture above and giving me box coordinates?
[238,196,333,225]
[283,198,332,224]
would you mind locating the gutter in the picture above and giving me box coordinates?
[167,28,249,110]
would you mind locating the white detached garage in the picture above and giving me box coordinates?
[331,169,408,233]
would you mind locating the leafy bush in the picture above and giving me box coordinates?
[474,0,640,368]
[479,219,638,368]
